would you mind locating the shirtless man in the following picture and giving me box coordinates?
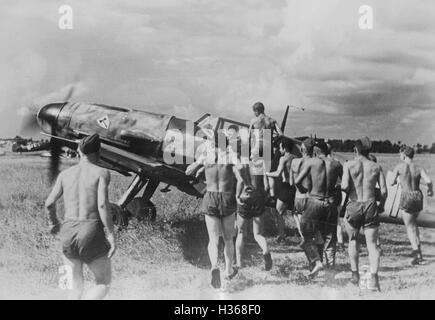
[391,146,433,265]
[341,137,387,291]
[186,133,241,288]
[248,102,283,199]
[313,141,343,267]
[289,140,313,243]
[45,134,116,300]
[265,137,296,242]
[235,155,272,271]
[294,138,339,276]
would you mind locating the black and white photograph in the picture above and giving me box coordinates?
[0,0,434,302]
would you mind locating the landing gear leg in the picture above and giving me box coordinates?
[117,175,147,226]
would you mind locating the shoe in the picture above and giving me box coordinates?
[264,252,273,271]
[308,261,323,278]
[411,250,420,265]
[350,271,360,286]
[225,267,239,280]
[367,274,381,292]
[211,268,221,289]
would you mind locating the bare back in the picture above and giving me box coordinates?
[395,162,421,192]
[204,162,236,193]
[323,157,343,197]
[345,157,381,202]
[301,157,328,198]
[281,153,294,183]
[61,162,109,220]
[291,157,311,196]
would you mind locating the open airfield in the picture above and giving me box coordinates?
[1,153,435,300]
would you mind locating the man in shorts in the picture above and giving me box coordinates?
[341,136,387,291]
[186,132,241,288]
[265,137,297,242]
[290,139,313,243]
[235,156,272,271]
[294,138,338,277]
[45,134,116,300]
[391,145,433,265]
[313,141,343,267]
[248,102,283,200]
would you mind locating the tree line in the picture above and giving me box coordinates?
[296,137,435,154]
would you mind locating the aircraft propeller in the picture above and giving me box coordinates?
[19,85,76,184]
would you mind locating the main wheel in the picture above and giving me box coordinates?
[126,198,157,222]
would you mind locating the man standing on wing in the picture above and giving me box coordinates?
[341,137,387,291]
[391,145,433,265]
[45,134,116,300]
[248,102,283,200]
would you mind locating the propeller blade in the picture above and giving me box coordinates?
[280,105,290,133]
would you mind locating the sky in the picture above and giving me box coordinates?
[0,0,434,145]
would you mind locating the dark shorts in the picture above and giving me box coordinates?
[294,197,308,215]
[61,219,110,264]
[202,191,236,218]
[345,200,379,230]
[237,188,267,219]
[400,190,423,214]
[277,183,296,209]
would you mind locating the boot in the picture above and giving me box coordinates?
[410,250,420,265]
[264,252,273,271]
[350,271,359,286]
[367,273,381,292]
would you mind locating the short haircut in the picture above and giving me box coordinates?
[316,141,328,155]
[354,140,370,157]
[280,137,293,152]
[252,102,265,114]
[227,124,239,132]
[402,146,415,159]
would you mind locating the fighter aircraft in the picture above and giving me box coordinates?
[23,100,299,225]
[22,97,434,229]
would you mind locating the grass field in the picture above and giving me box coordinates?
[0,153,435,299]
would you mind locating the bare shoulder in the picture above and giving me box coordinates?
[61,164,79,179]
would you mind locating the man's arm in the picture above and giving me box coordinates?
[98,170,116,258]
[233,166,246,203]
[266,157,285,178]
[185,155,205,177]
[390,164,400,186]
[45,172,63,234]
[341,162,350,193]
[377,167,388,212]
[273,121,283,137]
[421,168,433,197]
[295,161,311,191]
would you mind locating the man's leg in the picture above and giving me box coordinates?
[253,215,268,255]
[293,213,304,240]
[300,205,323,276]
[62,256,84,300]
[364,227,381,291]
[401,210,423,263]
[204,214,222,288]
[275,200,287,240]
[323,206,338,267]
[235,214,249,268]
[344,220,360,284]
[83,256,111,300]
[401,210,419,250]
[204,214,221,270]
[253,215,272,271]
[221,213,236,277]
